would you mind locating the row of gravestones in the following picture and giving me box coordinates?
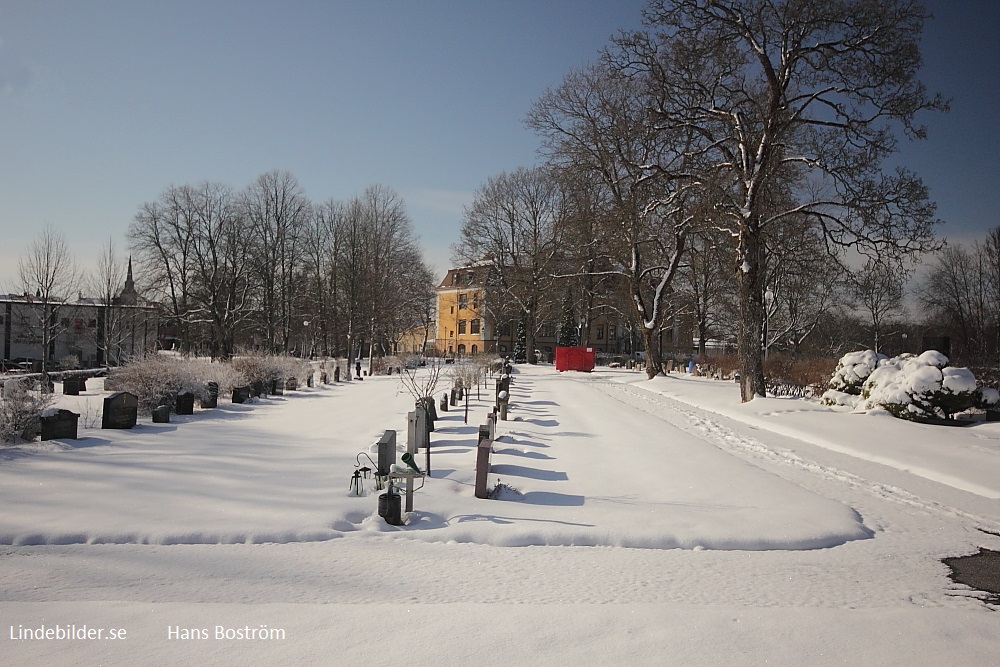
[38,368,338,441]
[475,368,515,499]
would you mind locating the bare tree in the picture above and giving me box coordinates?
[527,60,699,377]
[851,258,908,354]
[16,226,80,371]
[918,243,991,363]
[612,0,945,399]
[453,167,567,365]
[129,188,196,353]
[243,170,310,353]
[86,238,128,366]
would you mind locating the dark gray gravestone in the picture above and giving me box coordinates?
[334,366,341,382]
[62,377,81,395]
[232,386,251,404]
[285,377,298,391]
[271,379,283,395]
[102,392,138,429]
[40,409,79,441]
[201,382,219,409]
[251,380,264,398]
[320,371,328,384]
[151,405,170,423]
[175,391,195,415]
[475,437,493,499]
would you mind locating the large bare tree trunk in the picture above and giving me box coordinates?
[641,325,662,379]
[737,227,766,401]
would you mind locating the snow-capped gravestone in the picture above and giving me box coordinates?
[232,386,251,404]
[102,392,138,429]
[175,390,194,415]
[201,382,219,409]
[40,408,79,441]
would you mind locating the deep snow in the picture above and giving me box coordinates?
[1,363,999,665]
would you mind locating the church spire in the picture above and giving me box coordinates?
[119,255,138,305]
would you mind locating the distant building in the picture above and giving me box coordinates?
[433,264,644,360]
[1,260,159,369]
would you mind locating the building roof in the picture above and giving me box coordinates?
[436,265,491,290]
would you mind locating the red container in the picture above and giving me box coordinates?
[555,346,595,372]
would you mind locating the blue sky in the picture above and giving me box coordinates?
[1,0,997,284]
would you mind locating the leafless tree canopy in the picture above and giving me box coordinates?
[129,174,435,360]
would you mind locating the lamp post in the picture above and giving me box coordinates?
[763,288,774,362]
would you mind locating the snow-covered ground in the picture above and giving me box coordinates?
[1,364,999,665]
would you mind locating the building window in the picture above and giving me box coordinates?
[450,306,454,315]
[609,325,616,338]
[458,344,466,355]
[449,330,454,338]
[472,344,478,354]
[597,326,604,340]
[540,323,555,338]
[470,319,480,335]
[458,293,468,309]
[472,293,480,310]
[499,322,512,337]
[61,317,71,327]
[458,320,467,335]
[499,345,508,353]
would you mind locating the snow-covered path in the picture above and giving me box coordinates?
[2,365,999,665]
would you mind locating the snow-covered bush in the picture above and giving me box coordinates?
[827,350,887,395]
[860,350,982,421]
[107,355,215,414]
[0,379,53,443]
[231,353,312,387]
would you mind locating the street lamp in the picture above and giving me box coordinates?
[763,288,774,362]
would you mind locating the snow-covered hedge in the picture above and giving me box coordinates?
[824,349,999,421]
[231,353,312,387]
[107,356,221,414]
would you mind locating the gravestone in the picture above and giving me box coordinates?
[201,382,219,409]
[40,409,79,441]
[376,430,397,477]
[271,379,283,395]
[334,366,341,382]
[497,390,509,420]
[251,380,264,398]
[102,392,138,429]
[3,378,25,399]
[420,396,437,430]
[175,391,194,415]
[320,371,329,384]
[475,436,493,499]
[440,393,448,412]
[407,408,428,451]
[151,405,170,423]
[62,377,82,395]
[232,386,251,404]
[306,374,314,388]
[285,377,298,391]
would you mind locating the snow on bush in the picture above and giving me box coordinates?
[231,353,312,388]
[860,350,982,421]
[826,350,887,395]
[0,379,53,443]
[107,355,218,414]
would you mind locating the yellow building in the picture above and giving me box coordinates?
[435,266,490,356]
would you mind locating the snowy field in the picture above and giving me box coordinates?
[2,364,999,665]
